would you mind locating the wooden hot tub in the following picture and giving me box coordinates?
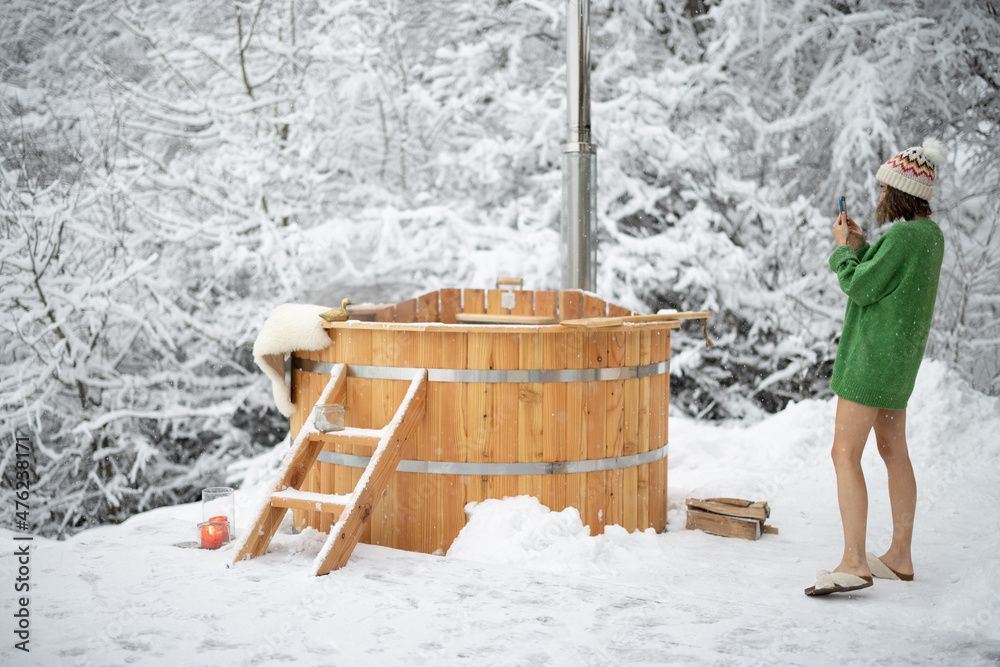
[288,288,678,554]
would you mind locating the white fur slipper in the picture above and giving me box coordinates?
[804,570,874,596]
[866,552,914,581]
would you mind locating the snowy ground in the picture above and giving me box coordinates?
[3,360,999,666]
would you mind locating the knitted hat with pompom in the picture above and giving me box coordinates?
[875,138,946,201]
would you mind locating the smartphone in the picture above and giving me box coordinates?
[838,196,847,219]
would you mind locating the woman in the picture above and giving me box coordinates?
[805,139,946,596]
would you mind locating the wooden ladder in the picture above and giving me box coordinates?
[233,363,427,575]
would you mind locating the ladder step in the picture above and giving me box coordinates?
[308,427,383,450]
[270,489,351,514]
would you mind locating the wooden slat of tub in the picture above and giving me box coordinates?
[585,331,608,534]
[605,330,626,530]
[650,328,668,531]
[290,361,307,532]
[440,288,461,324]
[391,329,420,550]
[290,366,305,441]
[440,331,467,551]
[394,298,417,324]
[608,302,632,317]
[558,290,582,322]
[319,343,335,536]
[637,329,652,530]
[661,329,671,534]
[542,330,567,514]
[465,331,493,507]
[583,293,607,319]
[486,289,505,315]
[417,290,439,323]
[492,330,519,501]
[517,332,544,503]
[326,331,347,535]
[463,288,485,316]
[415,330,442,553]
[534,291,557,320]
[344,328,373,545]
[304,351,322,531]
[369,328,399,548]
[513,290,534,316]
[563,329,586,526]
[622,330,641,533]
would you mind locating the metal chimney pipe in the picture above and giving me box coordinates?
[560,0,597,292]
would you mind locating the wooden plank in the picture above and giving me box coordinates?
[323,333,345,533]
[417,290,440,323]
[465,331,493,507]
[621,330,640,533]
[309,429,382,450]
[374,304,394,322]
[512,290,534,316]
[517,332,544,503]
[607,303,632,317]
[369,329,398,547]
[582,293,607,319]
[315,371,428,574]
[301,352,320,530]
[558,290,582,322]
[585,330,607,534]
[462,288,485,316]
[563,329,586,522]
[345,327,373,544]
[455,313,558,325]
[650,329,668,531]
[439,288,461,324]
[322,320,593,334]
[542,331,567,514]
[492,331,519,502]
[414,331,442,553]
[534,291,558,320]
[637,329,652,530]
[560,312,713,329]
[389,329,419,549]
[486,289,506,315]
[605,330,626,529]
[686,498,770,522]
[270,490,349,515]
[686,508,761,541]
[394,298,417,323]
[440,331,467,551]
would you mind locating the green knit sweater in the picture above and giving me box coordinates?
[828,217,944,410]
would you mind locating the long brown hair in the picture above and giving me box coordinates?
[876,184,932,224]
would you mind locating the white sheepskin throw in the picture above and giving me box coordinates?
[252,304,333,417]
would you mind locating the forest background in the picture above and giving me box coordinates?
[2,0,998,537]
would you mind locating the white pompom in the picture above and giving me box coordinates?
[921,138,946,166]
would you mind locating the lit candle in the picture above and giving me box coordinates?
[200,517,230,549]
[209,516,230,543]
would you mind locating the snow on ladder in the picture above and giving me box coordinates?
[232,363,427,575]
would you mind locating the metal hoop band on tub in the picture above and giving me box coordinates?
[291,357,669,383]
[315,443,668,476]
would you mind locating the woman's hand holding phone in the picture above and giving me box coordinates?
[833,196,866,251]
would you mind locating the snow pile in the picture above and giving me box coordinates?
[447,496,666,577]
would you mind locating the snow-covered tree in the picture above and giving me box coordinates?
[2,0,997,535]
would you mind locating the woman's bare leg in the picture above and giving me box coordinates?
[873,408,915,577]
[831,398,879,576]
